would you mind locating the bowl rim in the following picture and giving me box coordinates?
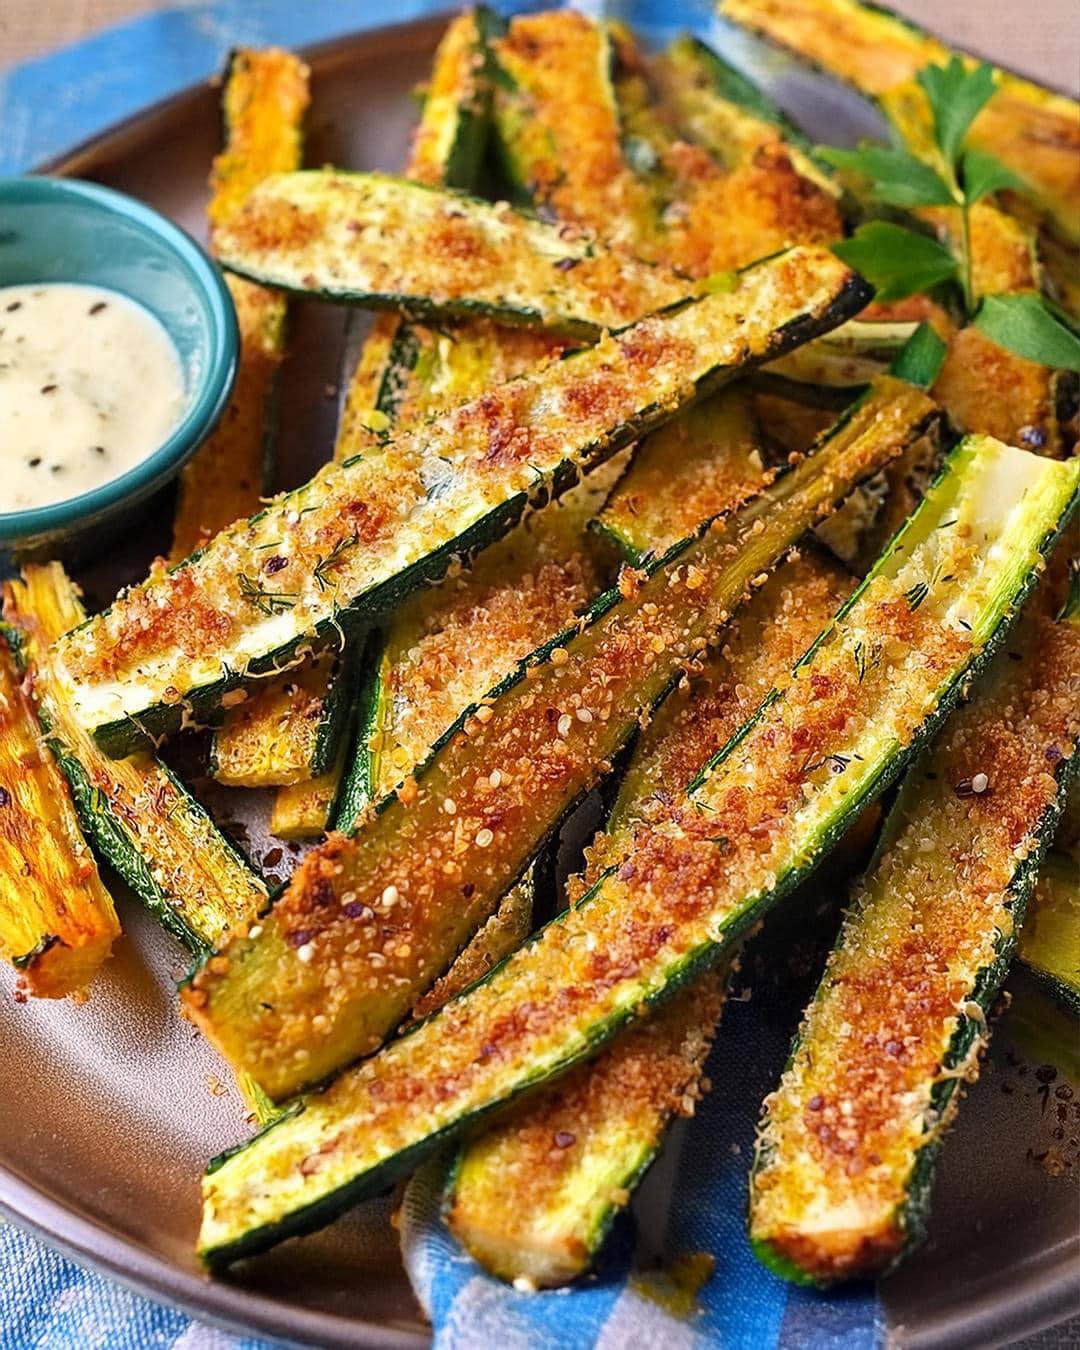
[0,175,238,542]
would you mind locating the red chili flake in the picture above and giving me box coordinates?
[89,301,108,316]
[264,555,288,575]
[262,847,284,868]
[462,882,475,898]
[0,787,10,807]
[554,1130,576,1148]
[807,1094,824,1111]
[343,901,367,920]
[553,257,580,272]
[286,928,313,948]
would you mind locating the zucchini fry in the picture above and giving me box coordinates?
[195,431,1075,1269]
[446,550,853,1287]
[171,48,310,560]
[749,560,1080,1283]
[592,384,765,565]
[184,374,933,1104]
[4,565,267,954]
[487,11,659,249]
[0,631,118,997]
[211,645,354,789]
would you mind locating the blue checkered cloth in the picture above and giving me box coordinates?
[0,2,884,1345]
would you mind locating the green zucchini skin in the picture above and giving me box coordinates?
[411,7,498,192]
[55,247,871,758]
[749,560,1080,1285]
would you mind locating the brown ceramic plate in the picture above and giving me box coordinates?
[0,13,1077,1348]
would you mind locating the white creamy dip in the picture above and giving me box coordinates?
[0,282,185,513]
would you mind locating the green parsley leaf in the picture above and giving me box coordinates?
[973,292,1080,372]
[817,142,954,208]
[960,147,1024,206]
[832,222,959,303]
[916,58,998,168]
[889,321,947,389]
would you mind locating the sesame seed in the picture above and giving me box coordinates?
[443,797,457,815]
[557,713,573,736]
[382,884,399,906]
[550,647,568,666]
[248,924,263,939]
[488,769,502,789]
[576,707,593,723]
[296,942,315,964]
[475,828,494,847]
[971,773,989,794]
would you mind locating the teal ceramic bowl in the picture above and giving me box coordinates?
[0,176,238,558]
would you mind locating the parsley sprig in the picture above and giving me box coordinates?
[819,57,1080,373]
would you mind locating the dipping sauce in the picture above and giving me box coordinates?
[0,283,185,513]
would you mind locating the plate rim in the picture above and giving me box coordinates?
[3,10,1078,1349]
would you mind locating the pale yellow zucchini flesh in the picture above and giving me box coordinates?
[171,49,310,561]
[0,632,119,998]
